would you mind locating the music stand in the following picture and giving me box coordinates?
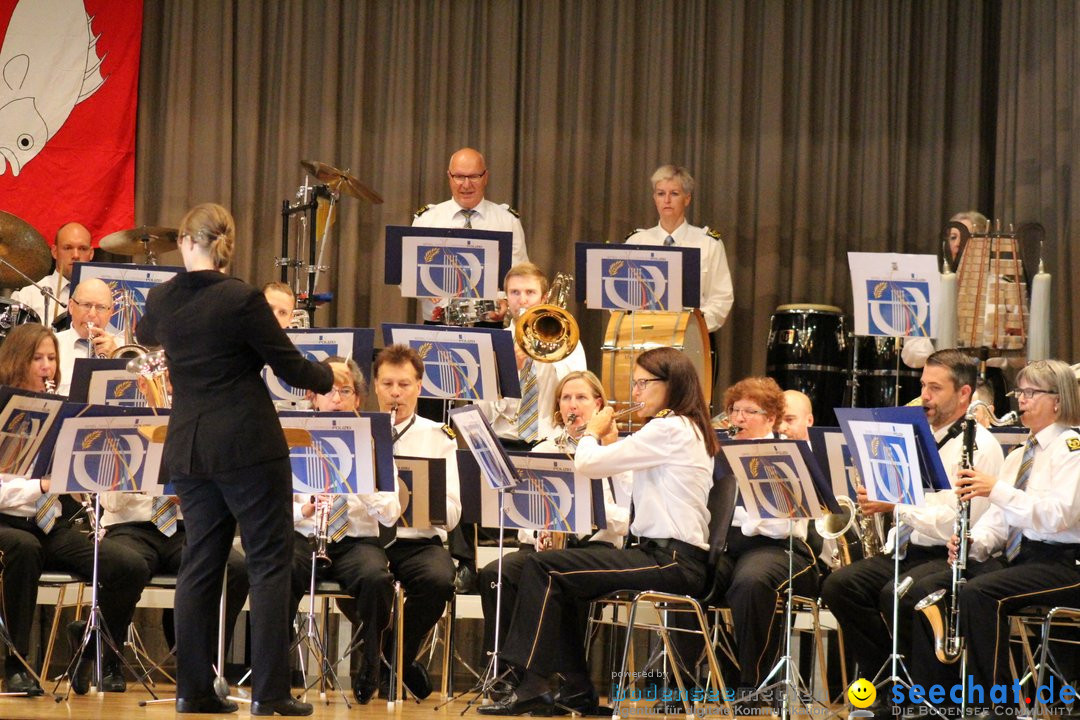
[717,438,840,720]
[262,328,375,408]
[836,407,951,716]
[69,262,183,338]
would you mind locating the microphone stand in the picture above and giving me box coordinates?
[0,257,66,317]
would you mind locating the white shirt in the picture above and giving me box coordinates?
[969,423,1080,561]
[476,323,587,442]
[892,420,1004,548]
[531,432,632,547]
[412,197,529,321]
[56,327,94,396]
[575,415,713,550]
[10,269,68,326]
[624,221,734,331]
[392,413,460,542]
[100,492,180,527]
[0,474,47,517]
[293,473,401,539]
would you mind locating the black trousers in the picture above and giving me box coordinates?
[479,546,535,655]
[819,545,947,682]
[906,556,1004,691]
[104,521,249,652]
[172,459,293,703]
[289,534,393,678]
[957,541,1080,695]
[384,538,455,665]
[501,545,706,679]
[0,517,147,664]
[716,529,820,687]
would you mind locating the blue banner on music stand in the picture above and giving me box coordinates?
[807,426,863,503]
[847,253,940,337]
[45,411,167,494]
[382,323,518,401]
[263,328,375,407]
[715,439,839,519]
[449,405,520,490]
[574,242,701,311]
[0,387,66,477]
[384,225,512,300]
[70,262,184,337]
[279,411,393,495]
[68,358,145,407]
[836,407,950,508]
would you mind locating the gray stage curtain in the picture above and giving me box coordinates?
[134,0,1075,403]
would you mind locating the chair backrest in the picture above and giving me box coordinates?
[701,458,738,597]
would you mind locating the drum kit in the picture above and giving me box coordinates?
[766,304,922,426]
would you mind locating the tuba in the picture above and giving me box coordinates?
[515,273,580,362]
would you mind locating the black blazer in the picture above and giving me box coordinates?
[138,270,333,476]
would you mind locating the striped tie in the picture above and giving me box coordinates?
[1005,437,1038,562]
[35,493,60,534]
[517,359,539,443]
[664,234,675,246]
[462,208,476,228]
[327,495,350,543]
[151,496,179,537]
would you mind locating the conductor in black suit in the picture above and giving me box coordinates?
[138,203,348,717]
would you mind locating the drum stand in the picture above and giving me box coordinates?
[279,182,334,328]
[53,493,158,702]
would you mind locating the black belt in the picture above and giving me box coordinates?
[637,537,708,564]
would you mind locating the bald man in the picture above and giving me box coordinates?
[780,389,814,441]
[11,222,94,326]
[412,147,529,322]
[55,278,119,395]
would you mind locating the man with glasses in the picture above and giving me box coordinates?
[287,357,400,705]
[11,222,94,327]
[821,350,1004,714]
[55,277,118,394]
[412,147,529,323]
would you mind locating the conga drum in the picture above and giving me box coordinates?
[853,336,922,408]
[765,304,847,426]
[601,310,712,425]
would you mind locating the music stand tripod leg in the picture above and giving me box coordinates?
[0,612,42,696]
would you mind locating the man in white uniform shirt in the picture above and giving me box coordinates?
[11,222,94,327]
[623,165,733,332]
[412,147,529,323]
[287,358,401,705]
[821,350,1004,712]
[55,278,119,395]
[372,344,460,700]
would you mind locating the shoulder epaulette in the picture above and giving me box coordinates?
[413,204,433,218]
[623,229,645,241]
[442,424,457,440]
[506,205,520,219]
[704,227,722,240]
[1066,436,1080,452]
[655,409,673,418]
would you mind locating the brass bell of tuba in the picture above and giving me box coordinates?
[515,272,580,363]
[111,289,148,359]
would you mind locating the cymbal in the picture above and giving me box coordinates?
[99,226,178,255]
[0,211,52,288]
[300,160,384,204]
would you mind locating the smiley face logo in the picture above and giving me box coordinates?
[847,678,876,709]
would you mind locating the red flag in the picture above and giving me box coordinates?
[0,0,142,246]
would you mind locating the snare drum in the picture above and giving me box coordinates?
[765,304,847,426]
[0,299,40,343]
[853,336,922,408]
[601,310,712,425]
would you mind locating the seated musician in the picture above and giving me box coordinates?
[10,222,93,327]
[287,356,400,705]
[915,359,1080,713]
[820,350,1004,712]
[453,262,588,593]
[480,348,716,716]
[0,324,146,695]
[262,282,296,330]
[370,344,460,700]
[54,278,119,395]
[779,389,814,441]
[477,370,631,663]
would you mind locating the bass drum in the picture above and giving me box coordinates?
[854,336,922,408]
[765,304,847,427]
[601,310,712,425]
[0,299,40,344]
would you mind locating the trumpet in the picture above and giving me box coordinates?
[712,413,739,438]
[312,495,332,569]
[557,402,645,451]
[84,322,109,358]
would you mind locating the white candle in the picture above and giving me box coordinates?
[936,269,957,350]
[1028,266,1051,362]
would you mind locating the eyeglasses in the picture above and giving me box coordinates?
[449,171,487,184]
[631,378,665,391]
[326,386,356,398]
[69,298,112,313]
[1008,387,1059,400]
[727,406,769,418]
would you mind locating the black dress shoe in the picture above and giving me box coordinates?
[4,670,43,696]
[100,661,126,693]
[454,564,478,594]
[352,670,378,705]
[477,690,555,716]
[176,696,239,713]
[250,697,313,716]
[66,620,90,695]
[554,686,611,715]
[403,660,433,700]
